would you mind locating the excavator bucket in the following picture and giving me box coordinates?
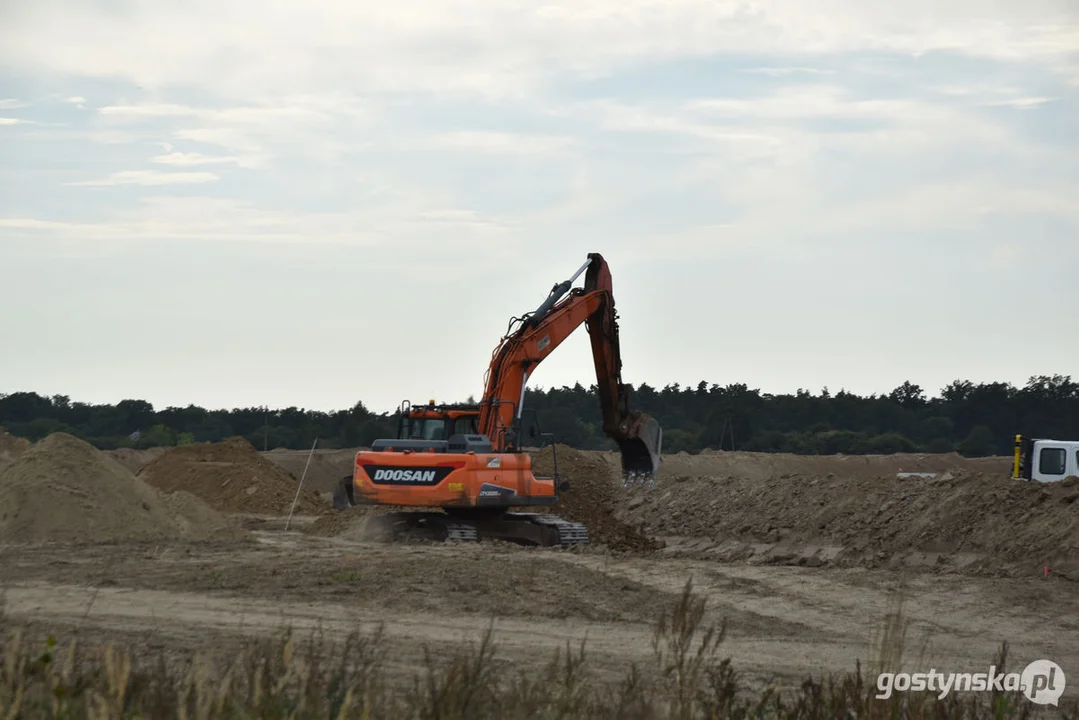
[616,413,662,488]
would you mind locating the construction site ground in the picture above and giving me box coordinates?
[3,532,1077,701]
[1,433,1077,702]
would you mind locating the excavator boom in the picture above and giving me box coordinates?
[478,253,662,479]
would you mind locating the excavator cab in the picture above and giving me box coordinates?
[396,400,480,442]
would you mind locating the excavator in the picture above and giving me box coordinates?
[332,252,662,547]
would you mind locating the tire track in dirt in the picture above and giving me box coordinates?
[0,580,872,690]
[1,580,658,683]
[5,534,1077,699]
[544,553,1079,697]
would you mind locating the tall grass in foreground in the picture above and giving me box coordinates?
[1,580,1074,719]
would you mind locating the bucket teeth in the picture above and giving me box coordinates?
[615,413,662,482]
[622,470,656,489]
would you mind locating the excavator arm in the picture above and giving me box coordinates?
[476,253,662,478]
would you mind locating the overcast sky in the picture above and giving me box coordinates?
[1,1,1077,414]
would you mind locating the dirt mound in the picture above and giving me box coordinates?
[138,437,324,515]
[0,433,187,543]
[164,490,247,541]
[304,505,369,536]
[605,448,1012,484]
[620,468,1079,579]
[531,444,660,553]
[0,426,31,473]
[303,505,405,538]
[262,448,358,494]
[106,447,167,474]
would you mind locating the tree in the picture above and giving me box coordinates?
[957,425,995,457]
[889,381,926,408]
[2,375,1076,456]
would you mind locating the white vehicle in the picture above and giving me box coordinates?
[1013,435,1079,483]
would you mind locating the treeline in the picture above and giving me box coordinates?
[1,375,1077,457]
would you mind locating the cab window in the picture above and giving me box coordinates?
[453,416,478,435]
[1038,447,1066,475]
[408,418,446,441]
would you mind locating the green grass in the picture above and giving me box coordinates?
[1,580,1075,719]
[330,571,360,584]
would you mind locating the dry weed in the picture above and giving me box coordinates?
[0,582,1074,719]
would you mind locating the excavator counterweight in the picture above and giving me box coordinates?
[334,253,663,545]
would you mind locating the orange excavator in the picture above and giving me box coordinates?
[332,253,662,546]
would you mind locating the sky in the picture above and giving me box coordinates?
[1,1,1077,415]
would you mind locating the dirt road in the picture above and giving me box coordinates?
[3,528,1076,699]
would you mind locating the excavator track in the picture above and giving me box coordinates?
[366,510,587,547]
[504,513,589,546]
[443,520,480,543]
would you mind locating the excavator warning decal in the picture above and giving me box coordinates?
[537,335,551,352]
[486,457,501,468]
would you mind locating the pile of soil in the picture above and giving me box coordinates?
[605,448,1010,484]
[303,505,403,537]
[262,448,359,494]
[620,468,1079,579]
[531,444,661,553]
[138,437,324,515]
[0,426,31,473]
[164,490,247,541]
[106,447,167,474]
[305,505,368,536]
[0,433,186,543]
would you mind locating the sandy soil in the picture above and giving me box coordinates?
[262,447,358,493]
[2,529,1076,701]
[3,433,1075,706]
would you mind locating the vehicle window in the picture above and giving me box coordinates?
[454,416,478,435]
[408,419,423,438]
[407,418,446,440]
[1038,447,1066,475]
[423,419,446,440]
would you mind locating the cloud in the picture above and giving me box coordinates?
[682,85,957,123]
[981,96,1060,108]
[0,197,524,258]
[416,208,521,230]
[739,67,835,77]
[1,1,1077,411]
[150,152,241,167]
[66,170,219,186]
[99,103,202,119]
[0,99,27,109]
[3,0,1078,101]
[431,131,578,156]
[1,4,1076,254]
[0,218,83,230]
[90,100,353,168]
